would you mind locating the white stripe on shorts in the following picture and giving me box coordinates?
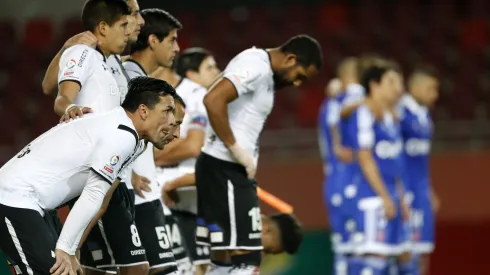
[227,180,237,248]
[5,217,34,275]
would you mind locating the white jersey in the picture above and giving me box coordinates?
[156,78,208,213]
[201,47,274,164]
[123,59,148,79]
[0,108,142,215]
[58,45,121,113]
[107,55,130,103]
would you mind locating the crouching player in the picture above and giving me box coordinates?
[345,63,413,274]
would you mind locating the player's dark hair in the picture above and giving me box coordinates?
[130,8,182,54]
[81,0,131,32]
[173,93,186,109]
[279,35,323,70]
[174,47,213,78]
[122,76,176,112]
[271,213,303,254]
[409,65,439,82]
[361,63,400,96]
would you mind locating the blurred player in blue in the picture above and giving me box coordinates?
[344,62,412,275]
[399,67,440,275]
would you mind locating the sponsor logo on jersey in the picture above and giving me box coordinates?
[64,71,74,76]
[104,166,113,174]
[66,59,76,69]
[110,155,120,166]
[130,249,146,256]
[78,49,88,67]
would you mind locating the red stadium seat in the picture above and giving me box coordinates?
[22,18,54,52]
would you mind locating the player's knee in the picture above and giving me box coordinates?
[119,263,149,275]
[398,251,413,264]
[230,250,261,267]
[149,265,179,275]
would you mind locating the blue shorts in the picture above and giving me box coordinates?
[408,189,434,254]
[351,197,408,256]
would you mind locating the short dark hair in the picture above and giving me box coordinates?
[122,76,176,112]
[361,63,400,95]
[81,0,131,32]
[130,8,182,54]
[174,47,212,78]
[270,213,303,254]
[173,93,186,109]
[280,35,323,70]
[409,65,439,81]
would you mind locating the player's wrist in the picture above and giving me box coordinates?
[64,104,77,115]
[55,242,76,256]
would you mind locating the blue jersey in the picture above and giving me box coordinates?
[347,105,403,199]
[398,94,432,193]
[318,96,341,176]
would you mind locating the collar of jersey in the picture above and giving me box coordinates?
[401,94,428,116]
[95,46,107,62]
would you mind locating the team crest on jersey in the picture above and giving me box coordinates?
[66,59,76,69]
[109,155,120,166]
[191,115,208,127]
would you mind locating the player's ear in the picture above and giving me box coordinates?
[148,34,158,50]
[138,104,150,120]
[284,54,297,67]
[98,21,109,36]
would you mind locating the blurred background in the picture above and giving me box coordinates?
[0,0,489,274]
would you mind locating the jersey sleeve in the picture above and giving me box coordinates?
[58,45,95,88]
[342,84,366,107]
[350,106,375,150]
[90,125,137,184]
[187,88,209,131]
[326,100,341,127]
[223,55,269,96]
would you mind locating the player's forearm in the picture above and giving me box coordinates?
[54,95,73,117]
[204,98,236,148]
[358,151,390,199]
[168,173,196,189]
[42,49,63,96]
[340,103,361,119]
[154,139,201,166]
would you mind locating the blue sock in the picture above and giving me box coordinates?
[358,257,388,275]
[333,254,347,275]
[398,257,419,275]
[346,256,363,275]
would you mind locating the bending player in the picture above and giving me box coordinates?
[399,67,440,275]
[195,35,322,274]
[0,77,177,275]
[153,47,220,275]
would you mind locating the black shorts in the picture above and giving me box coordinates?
[134,200,178,270]
[80,184,148,272]
[0,204,56,275]
[172,210,211,265]
[195,153,263,251]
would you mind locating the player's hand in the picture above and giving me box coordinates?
[401,199,411,221]
[69,254,83,275]
[132,173,151,199]
[60,106,93,123]
[162,182,178,207]
[431,192,441,214]
[63,31,97,50]
[335,146,354,163]
[381,196,396,220]
[50,249,75,275]
[229,143,256,179]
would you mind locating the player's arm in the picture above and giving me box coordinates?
[340,102,362,119]
[154,130,204,166]
[162,173,195,207]
[327,100,353,162]
[42,31,97,96]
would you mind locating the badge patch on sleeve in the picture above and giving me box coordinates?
[191,115,208,127]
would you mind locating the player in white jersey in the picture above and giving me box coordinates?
[195,35,322,274]
[117,8,184,275]
[0,76,177,275]
[153,47,220,275]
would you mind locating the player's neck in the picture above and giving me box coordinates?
[130,51,159,76]
[153,68,181,88]
[124,109,144,141]
[266,48,284,72]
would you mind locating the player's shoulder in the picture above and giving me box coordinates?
[122,60,147,78]
[353,104,374,125]
[229,47,271,71]
[62,44,96,59]
[178,78,207,96]
[93,108,139,147]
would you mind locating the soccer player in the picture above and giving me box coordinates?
[343,63,409,275]
[154,47,220,275]
[399,67,440,275]
[0,76,177,275]
[195,35,322,274]
[121,8,184,275]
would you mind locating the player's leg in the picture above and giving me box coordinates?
[414,196,435,275]
[134,200,179,275]
[0,204,57,275]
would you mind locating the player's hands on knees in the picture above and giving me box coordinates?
[132,172,151,198]
[162,182,178,207]
[69,254,83,275]
[63,31,97,50]
[60,106,93,123]
[229,143,256,179]
[335,146,354,163]
[381,196,396,220]
[50,249,75,275]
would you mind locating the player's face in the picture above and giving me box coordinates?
[168,102,185,139]
[146,95,176,150]
[377,70,404,106]
[155,29,180,68]
[126,0,145,43]
[415,76,439,107]
[196,56,221,88]
[261,219,283,255]
[104,15,130,54]
[274,56,319,89]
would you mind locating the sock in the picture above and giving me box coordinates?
[205,261,232,275]
[359,257,388,275]
[334,253,348,275]
[346,256,363,275]
[398,257,419,275]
